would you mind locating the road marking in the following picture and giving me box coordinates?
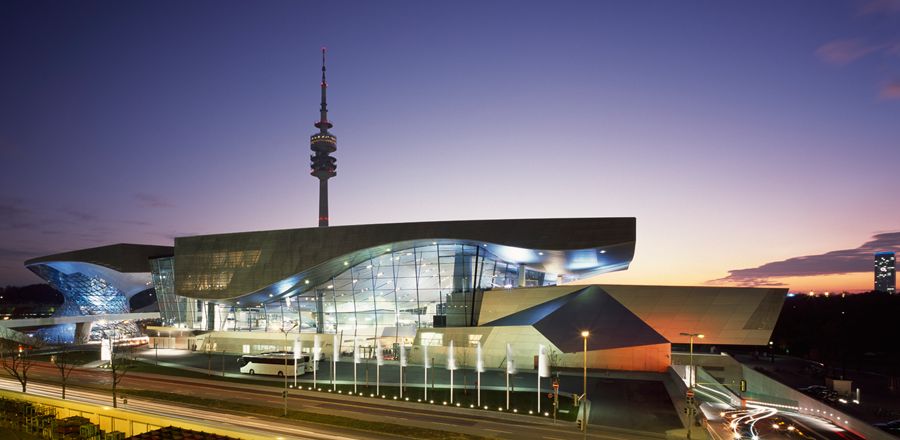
[542,437,566,440]
[485,428,512,434]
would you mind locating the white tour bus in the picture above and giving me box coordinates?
[238,352,316,376]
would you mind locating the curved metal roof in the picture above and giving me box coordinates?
[174,218,636,303]
[25,243,174,273]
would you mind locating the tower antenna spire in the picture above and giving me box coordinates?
[319,47,328,129]
[310,47,337,227]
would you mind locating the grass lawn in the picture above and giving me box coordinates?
[32,350,99,365]
[127,360,577,421]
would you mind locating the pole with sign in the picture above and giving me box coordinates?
[553,377,560,422]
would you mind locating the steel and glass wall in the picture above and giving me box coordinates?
[29,264,130,316]
[151,256,203,327]
[174,243,555,339]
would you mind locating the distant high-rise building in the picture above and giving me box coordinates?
[310,47,336,227]
[875,252,896,294]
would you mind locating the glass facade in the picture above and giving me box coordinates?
[151,256,203,327]
[164,243,556,340]
[29,264,130,316]
[28,264,142,341]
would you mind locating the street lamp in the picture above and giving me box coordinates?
[580,330,589,434]
[679,333,704,389]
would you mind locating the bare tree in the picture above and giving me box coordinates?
[108,336,134,408]
[53,339,77,399]
[0,340,37,393]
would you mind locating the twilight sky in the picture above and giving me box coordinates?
[1,0,898,292]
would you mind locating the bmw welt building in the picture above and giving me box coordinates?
[25,217,785,373]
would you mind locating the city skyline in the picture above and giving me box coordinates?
[2,0,899,292]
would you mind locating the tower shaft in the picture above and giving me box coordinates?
[310,47,336,227]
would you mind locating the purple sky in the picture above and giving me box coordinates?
[1,0,899,291]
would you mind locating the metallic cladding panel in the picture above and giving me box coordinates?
[478,284,786,347]
[599,284,787,346]
[174,218,635,301]
[481,286,668,352]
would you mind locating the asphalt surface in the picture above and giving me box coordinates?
[17,361,668,440]
[144,349,682,432]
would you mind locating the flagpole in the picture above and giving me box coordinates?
[313,334,320,390]
[448,340,455,404]
[376,340,382,396]
[333,333,339,391]
[423,344,429,401]
[476,341,483,408]
[294,339,299,389]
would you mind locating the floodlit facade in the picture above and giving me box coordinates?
[875,251,896,294]
[24,218,786,372]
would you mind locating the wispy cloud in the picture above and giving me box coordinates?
[859,0,900,15]
[879,79,900,100]
[710,232,900,287]
[135,193,174,208]
[0,198,40,230]
[60,207,98,222]
[815,38,882,65]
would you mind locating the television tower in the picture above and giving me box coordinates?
[310,47,337,227]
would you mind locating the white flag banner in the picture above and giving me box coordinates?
[294,338,302,360]
[538,344,550,378]
[376,340,384,366]
[476,341,485,373]
[313,334,322,361]
[353,338,361,364]
[423,344,431,369]
[399,343,407,367]
[333,334,340,361]
[447,340,457,370]
[506,343,516,374]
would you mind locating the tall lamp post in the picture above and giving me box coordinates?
[679,332,704,389]
[580,330,589,434]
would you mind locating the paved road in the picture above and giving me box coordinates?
[19,362,666,440]
[0,375,380,440]
[141,349,682,433]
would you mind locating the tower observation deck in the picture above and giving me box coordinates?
[310,47,336,227]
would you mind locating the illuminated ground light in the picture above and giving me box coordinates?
[529,410,533,414]
[544,412,549,417]
[512,409,517,413]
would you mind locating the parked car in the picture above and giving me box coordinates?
[798,385,827,393]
